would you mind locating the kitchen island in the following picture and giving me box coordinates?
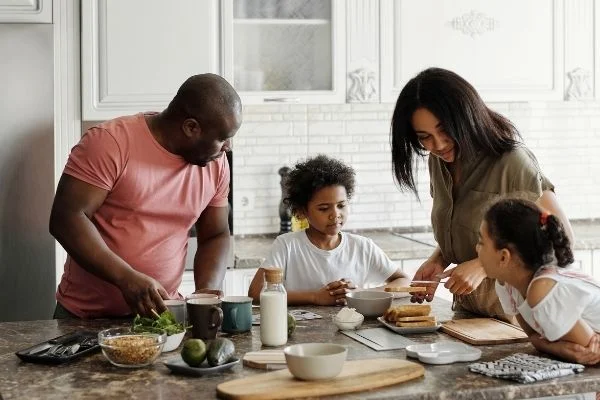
[1,298,598,400]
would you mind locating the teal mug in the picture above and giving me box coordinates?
[221,296,253,333]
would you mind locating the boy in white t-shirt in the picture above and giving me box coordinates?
[477,197,600,365]
[248,155,409,306]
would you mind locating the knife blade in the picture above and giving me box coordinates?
[25,343,54,355]
[410,280,448,285]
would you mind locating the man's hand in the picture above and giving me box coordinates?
[411,261,445,303]
[314,279,356,306]
[531,333,600,365]
[118,270,169,317]
[440,259,487,296]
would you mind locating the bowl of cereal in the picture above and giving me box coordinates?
[98,327,166,368]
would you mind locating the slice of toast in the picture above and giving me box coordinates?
[384,304,432,321]
[395,315,436,322]
[384,286,426,293]
[395,320,437,328]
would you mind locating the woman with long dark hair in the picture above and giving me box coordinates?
[390,67,574,321]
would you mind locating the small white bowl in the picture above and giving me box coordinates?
[284,343,347,381]
[162,331,185,352]
[332,314,364,330]
[345,291,393,318]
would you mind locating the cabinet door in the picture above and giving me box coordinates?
[223,268,258,297]
[82,0,220,120]
[222,0,346,104]
[0,0,51,23]
[380,0,564,103]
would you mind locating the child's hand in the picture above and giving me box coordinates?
[440,259,486,296]
[314,279,355,306]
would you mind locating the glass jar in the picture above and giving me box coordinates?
[260,267,288,346]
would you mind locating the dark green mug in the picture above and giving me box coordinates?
[221,296,253,333]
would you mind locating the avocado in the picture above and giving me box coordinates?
[206,338,235,367]
[288,313,296,337]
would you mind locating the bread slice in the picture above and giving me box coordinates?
[384,286,426,293]
[395,315,436,322]
[384,304,431,321]
[395,320,437,328]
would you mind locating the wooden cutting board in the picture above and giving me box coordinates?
[440,318,529,345]
[242,350,287,370]
[217,359,424,400]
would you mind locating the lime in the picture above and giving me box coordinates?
[181,338,206,367]
[287,313,296,337]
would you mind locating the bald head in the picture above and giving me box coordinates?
[165,73,241,128]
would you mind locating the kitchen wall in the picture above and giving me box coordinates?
[233,101,600,235]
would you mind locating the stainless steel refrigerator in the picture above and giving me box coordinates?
[0,23,55,321]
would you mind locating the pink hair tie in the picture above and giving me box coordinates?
[540,211,550,226]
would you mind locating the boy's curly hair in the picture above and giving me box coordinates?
[284,154,355,216]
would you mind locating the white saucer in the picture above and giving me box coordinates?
[405,342,482,365]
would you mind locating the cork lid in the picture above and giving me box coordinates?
[263,267,283,283]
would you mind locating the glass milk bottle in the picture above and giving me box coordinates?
[260,267,288,346]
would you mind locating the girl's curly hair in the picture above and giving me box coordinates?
[284,154,355,216]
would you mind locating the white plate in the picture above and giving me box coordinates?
[377,317,442,334]
[164,356,239,376]
[405,342,482,365]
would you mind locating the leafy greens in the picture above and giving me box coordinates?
[132,310,187,336]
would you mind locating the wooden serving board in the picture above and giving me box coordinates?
[242,350,287,370]
[217,359,424,400]
[440,318,529,345]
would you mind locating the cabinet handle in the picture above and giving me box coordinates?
[263,97,300,103]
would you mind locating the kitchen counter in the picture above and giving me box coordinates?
[233,220,600,269]
[1,298,599,399]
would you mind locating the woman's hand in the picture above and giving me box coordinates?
[531,333,600,365]
[440,259,487,296]
[313,279,356,306]
[411,260,445,303]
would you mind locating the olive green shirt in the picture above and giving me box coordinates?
[429,145,554,319]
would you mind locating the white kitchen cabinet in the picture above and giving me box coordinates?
[179,271,196,297]
[0,0,51,23]
[573,249,593,276]
[81,0,220,120]
[221,0,346,104]
[223,268,259,297]
[380,0,564,103]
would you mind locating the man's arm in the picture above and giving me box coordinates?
[193,205,231,295]
[50,174,168,316]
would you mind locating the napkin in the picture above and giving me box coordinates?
[468,353,585,384]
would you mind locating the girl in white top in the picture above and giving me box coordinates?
[477,197,600,365]
[248,155,409,306]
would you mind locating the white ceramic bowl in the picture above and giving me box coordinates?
[332,314,364,330]
[162,331,185,352]
[284,343,347,381]
[345,291,393,318]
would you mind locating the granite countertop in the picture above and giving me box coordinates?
[2,298,599,399]
[233,220,600,269]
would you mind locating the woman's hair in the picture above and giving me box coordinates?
[390,67,522,195]
[284,154,355,216]
[484,198,574,269]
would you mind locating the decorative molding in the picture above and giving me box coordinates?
[0,0,50,23]
[347,67,377,102]
[53,0,81,286]
[565,68,592,100]
[346,0,379,102]
[447,10,498,38]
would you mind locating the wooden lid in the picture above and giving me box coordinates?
[264,267,283,283]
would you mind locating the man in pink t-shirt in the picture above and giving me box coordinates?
[50,74,242,318]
